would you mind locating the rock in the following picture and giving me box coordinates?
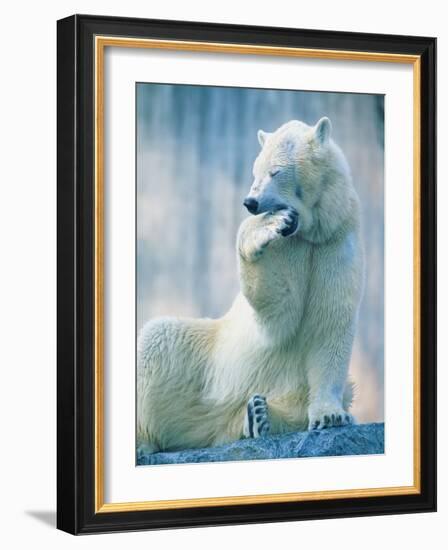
[137,422,384,465]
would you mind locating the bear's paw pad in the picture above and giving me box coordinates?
[244,394,271,438]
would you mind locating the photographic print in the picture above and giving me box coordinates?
[57,16,435,533]
[136,83,385,466]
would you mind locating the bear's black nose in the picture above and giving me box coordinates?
[243,197,258,214]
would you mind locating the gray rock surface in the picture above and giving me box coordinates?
[137,422,384,465]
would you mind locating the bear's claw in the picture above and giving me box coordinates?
[279,208,299,237]
[308,408,354,431]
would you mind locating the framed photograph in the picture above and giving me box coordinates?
[57,14,436,534]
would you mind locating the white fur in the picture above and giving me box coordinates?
[137,118,365,452]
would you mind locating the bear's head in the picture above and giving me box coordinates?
[244,117,358,243]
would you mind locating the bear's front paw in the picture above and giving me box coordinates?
[275,208,299,237]
[308,403,354,431]
[244,394,270,438]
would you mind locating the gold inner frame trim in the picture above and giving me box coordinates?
[94,35,421,514]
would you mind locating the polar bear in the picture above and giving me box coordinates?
[137,117,364,455]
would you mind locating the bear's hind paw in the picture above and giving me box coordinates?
[244,394,271,438]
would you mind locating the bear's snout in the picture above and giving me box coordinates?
[243,197,258,214]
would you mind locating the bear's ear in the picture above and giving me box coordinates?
[314,117,332,146]
[257,129,268,148]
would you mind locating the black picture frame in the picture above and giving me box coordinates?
[57,14,436,535]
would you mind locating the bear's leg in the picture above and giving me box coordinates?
[243,394,270,438]
[306,338,356,430]
[137,317,217,451]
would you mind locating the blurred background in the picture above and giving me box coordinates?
[136,83,384,423]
